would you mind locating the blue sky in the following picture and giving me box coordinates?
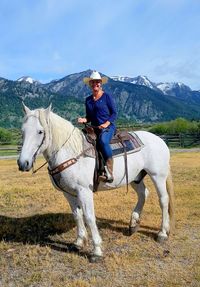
[0,0,200,89]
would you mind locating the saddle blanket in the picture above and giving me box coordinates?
[83,131,144,158]
[111,132,144,158]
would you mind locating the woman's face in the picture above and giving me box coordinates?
[89,80,102,92]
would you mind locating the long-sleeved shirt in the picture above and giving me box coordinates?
[85,92,117,128]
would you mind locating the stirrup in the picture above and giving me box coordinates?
[98,170,107,182]
[106,176,114,183]
[98,168,114,183]
[104,166,114,182]
[98,174,114,183]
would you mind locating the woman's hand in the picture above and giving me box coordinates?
[77,117,87,124]
[99,121,110,129]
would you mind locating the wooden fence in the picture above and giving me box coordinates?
[0,145,20,156]
[0,133,200,155]
[159,133,200,148]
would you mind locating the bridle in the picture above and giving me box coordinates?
[32,126,76,174]
[21,114,47,173]
[32,130,46,166]
[31,121,94,175]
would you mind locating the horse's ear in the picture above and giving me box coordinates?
[48,103,52,112]
[22,102,31,114]
[46,103,52,113]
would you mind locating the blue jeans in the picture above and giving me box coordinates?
[97,125,115,161]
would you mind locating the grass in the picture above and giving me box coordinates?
[0,152,200,286]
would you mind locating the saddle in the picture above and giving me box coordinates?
[82,125,144,192]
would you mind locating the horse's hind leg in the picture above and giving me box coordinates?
[151,174,170,242]
[64,193,88,249]
[129,180,149,235]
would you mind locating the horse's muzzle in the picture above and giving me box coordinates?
[17,158,32,171]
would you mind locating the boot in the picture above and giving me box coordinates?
[98,158,114,183]
[105,157,114,183]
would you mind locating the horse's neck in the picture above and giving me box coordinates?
[44,113,83,162]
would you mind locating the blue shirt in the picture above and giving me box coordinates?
[85,92,117,128]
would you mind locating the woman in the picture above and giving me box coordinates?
[78,70,117,182]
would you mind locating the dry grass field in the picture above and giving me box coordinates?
[0,151,200,287]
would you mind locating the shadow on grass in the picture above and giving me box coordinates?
[138,225,159,240]
[97,218,159,239]
[0,212,94,258]
[0,213,159,256]
[0,213,74,243]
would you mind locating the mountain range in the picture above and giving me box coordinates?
[111,75,200,103]
[0,70,200,128]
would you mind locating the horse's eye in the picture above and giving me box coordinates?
[38,130,43,135]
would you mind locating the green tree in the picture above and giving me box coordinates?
[0,128,12,144]
[149,118,200,134]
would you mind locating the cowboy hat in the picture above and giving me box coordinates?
[83,71,108,85]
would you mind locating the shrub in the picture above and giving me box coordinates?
[0,128,12,144]
[149,118,200,134]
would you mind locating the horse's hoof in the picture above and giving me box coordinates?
[157,234,168,244]
[89,255,103,263]
[68,243,82,253]
[129,224,139,236]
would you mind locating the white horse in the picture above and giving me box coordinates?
[18,104,175,262]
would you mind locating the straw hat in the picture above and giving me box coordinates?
[83,71,108,85]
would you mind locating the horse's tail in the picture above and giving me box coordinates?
[166,167,175,234]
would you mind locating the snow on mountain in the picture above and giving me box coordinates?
[111,75,157,90]
[17,76,36,84]
[131,76,157,89]
[156,82,191,95]
[111,76,131,82]
[111,75,193,97]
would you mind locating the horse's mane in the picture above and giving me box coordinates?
[38,108,83,155]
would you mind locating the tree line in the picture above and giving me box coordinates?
[148,118,200,135]
[0,118,200,145]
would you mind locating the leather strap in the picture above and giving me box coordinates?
[117,135,129,192]
[48,146,93,176]
[48,158,77,175]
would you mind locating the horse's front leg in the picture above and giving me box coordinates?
[78,186,102,262]
[64,193,88,249]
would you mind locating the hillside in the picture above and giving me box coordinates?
[0,70,200,128]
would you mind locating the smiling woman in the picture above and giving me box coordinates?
[78,71,117,182]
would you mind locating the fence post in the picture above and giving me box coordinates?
[179,133,183,148]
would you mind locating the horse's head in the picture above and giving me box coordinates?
[17,103,51,171]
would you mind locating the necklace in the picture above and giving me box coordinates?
[93,91,103,101]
